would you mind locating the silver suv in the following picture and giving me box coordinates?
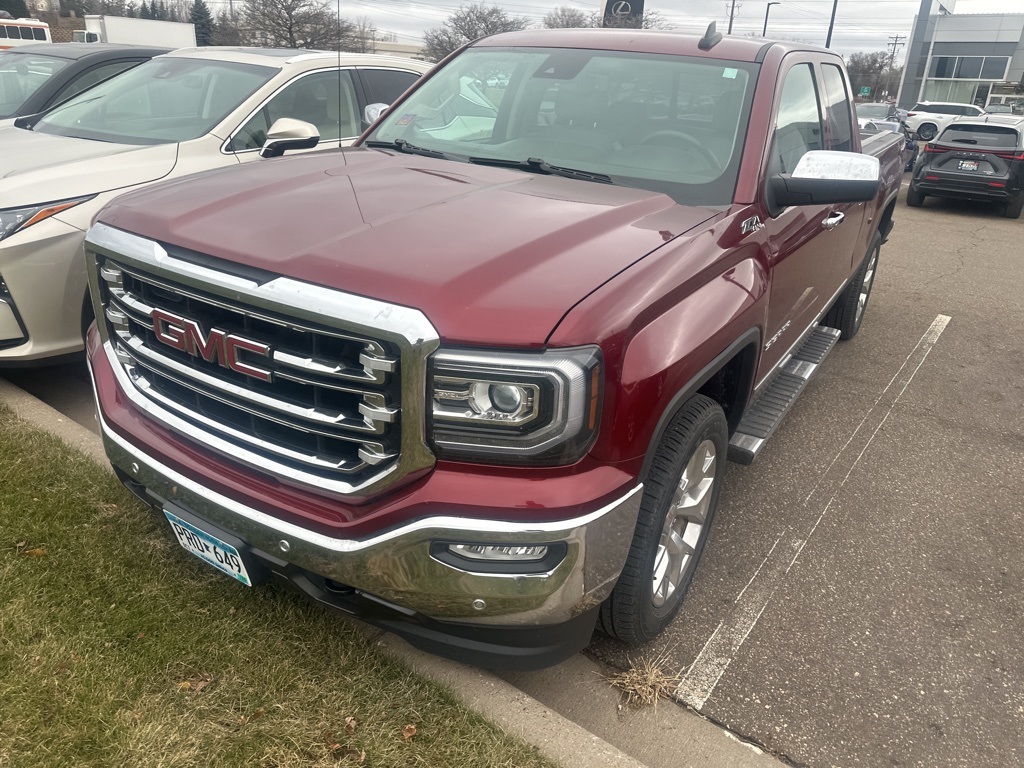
[906,101,985,141]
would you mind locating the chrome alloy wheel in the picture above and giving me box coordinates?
[855,247,879,327]
[651,438,717,608]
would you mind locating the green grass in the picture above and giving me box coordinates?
[0,405,557,768]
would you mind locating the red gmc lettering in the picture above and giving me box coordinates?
[150,308,272,382]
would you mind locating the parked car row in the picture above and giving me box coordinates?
[0,44,431,366]
[907,114,1024,219]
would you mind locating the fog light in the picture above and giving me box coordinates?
[449,543,549,561]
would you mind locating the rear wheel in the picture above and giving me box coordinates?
[1005,197,1024,219]
[917,123,937,141]
[599,395,727,645]
[906,185,925,207]
[824,232,881,340]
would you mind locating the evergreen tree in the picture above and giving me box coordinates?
[0,0,30,18]
[212,10,242,45]
[189,0,213,45]
[125,1,137,16]
[138,1,151,18]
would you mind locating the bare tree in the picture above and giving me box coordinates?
[422,3,530,62]
[543,6,592,28]
[241,0,355,50]
[350,14,377,53]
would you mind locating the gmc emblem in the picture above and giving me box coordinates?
[151,308,273,382]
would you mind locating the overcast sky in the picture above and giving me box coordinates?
[223,0,1023,58]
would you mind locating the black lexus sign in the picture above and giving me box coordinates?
[601,0,645,26]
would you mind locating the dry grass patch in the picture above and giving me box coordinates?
[0,404,557,768]
[605,653,683,710]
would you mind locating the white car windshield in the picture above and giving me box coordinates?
[0,51,70,118]
[367,46,757,206]
[32,57,275,144]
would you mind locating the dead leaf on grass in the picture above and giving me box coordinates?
[401,724,416,742]
[342,748,366,763]
[178,674,213,694]
[239,707,265,725]
[344,716,357,733]
[21,547,47,557]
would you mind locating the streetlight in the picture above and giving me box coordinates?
[763,2,781,36]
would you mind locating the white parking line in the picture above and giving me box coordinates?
[674,314,952,711]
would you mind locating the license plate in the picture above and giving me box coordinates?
[958,159,979,171]
[165,510,252,586]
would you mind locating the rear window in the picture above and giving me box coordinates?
[938,124,1019,149]
[913,103,964,115]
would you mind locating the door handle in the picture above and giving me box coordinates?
[822,212,845,230]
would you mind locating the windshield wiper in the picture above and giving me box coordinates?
[467,156,612,184]
[364,138,450,160]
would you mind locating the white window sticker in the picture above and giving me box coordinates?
[723,68,739,79]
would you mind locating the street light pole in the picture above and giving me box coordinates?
[825,0,839,48]
[763,1,780,37]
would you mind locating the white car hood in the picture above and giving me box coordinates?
[0,127,177,208]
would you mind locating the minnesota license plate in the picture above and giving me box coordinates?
[165,510,253,586]
[958,159,979,171]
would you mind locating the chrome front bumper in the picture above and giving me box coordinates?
[99,409,643,626]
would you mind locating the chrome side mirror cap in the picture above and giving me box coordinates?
[364,103,389,125]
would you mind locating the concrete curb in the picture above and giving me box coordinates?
[0,377,645,768]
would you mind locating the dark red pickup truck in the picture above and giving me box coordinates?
[84,28,903,669]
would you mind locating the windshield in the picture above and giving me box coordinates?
[367,46,757,206]
[857,104,890,119]
[32,57,276,144]
[0,51,70,118]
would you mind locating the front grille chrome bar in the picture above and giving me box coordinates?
[85,222,439,498]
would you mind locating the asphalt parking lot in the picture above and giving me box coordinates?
[573,186,1024,766]
[3,182,1022,768]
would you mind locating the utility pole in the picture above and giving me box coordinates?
[886,34,906,99]
[824,0,838,48]
[727,0,741,34]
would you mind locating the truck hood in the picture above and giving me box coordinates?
[96,148,718,346]
[0,127,177,207]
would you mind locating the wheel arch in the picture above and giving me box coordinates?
[638,328,760,482]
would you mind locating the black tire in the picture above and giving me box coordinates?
[598,395,727,645]
[917,123,937,141]
[1005,197,1024,220]
[906,185,924,207]
[824,231,881,340]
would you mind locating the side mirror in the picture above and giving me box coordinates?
[364,103,389,125]
[259,118,319,159]
[769,150,880,212]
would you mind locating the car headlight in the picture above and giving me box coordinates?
[0,196,96,242]
[428,346,602,465]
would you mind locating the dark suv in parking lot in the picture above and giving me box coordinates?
[907,115,1024,219]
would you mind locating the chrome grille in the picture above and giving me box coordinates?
[86,223,439,497]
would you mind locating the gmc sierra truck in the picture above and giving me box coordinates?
[83,28,903,669]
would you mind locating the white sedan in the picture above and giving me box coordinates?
[0,47,431,365]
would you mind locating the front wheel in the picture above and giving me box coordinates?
[599,395,727,645]
[824,231,881,340]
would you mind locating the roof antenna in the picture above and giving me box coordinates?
[698,21,723,51]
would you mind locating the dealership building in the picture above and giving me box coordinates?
[897,0,1024,112]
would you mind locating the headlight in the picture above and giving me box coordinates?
[428,346,602,465]
[0,196,95,242]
